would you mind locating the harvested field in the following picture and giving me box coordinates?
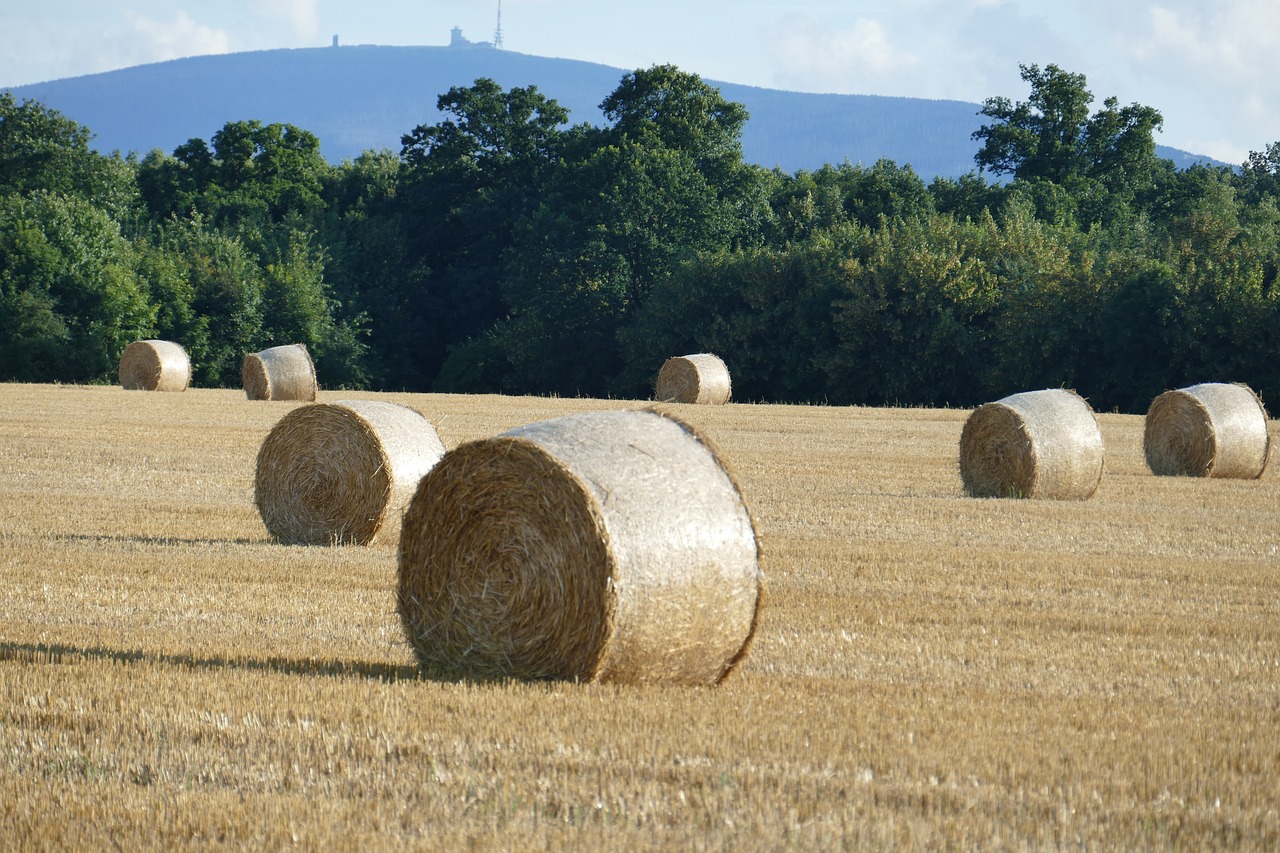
[1,383,1278,850]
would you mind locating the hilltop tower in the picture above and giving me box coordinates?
[493,1,504,49]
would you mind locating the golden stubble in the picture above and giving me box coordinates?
[1,383,1277,850]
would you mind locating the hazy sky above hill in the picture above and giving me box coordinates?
[1,0,1276,165]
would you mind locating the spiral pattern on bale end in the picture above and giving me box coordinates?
[1144,383,1271,479]
[397,409,763,685]
[243,344,317,401]
[655,354,732,405]
[959,388,1104,500]
[118,340,191,392]
[255,400,445,545]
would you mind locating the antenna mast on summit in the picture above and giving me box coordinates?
[493,1,504,49]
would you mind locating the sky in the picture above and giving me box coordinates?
[1,1,1276,165]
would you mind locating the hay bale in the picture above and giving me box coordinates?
[959,388,1104,500]
[243,344,317,401]
[655,353,732,404]
[118,340,191,392]
[255,400,446,545]
[397,409,763,685]
[1144,383,1271,479]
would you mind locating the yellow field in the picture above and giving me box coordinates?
[1,382,1277,850]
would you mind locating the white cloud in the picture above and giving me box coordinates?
[770,15,920,90]
[0,10,234,84]
[1177,136,1251,166]
[1115,1,1280,158]
[1126,3,1280,76]
[255,0,323,40]
[901,0,1005,9]
[127,11,233,63]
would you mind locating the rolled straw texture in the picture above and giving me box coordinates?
[655,353,732,405]
[1144,383,1271,479]
[397,409,763,685]
[118,340,190,392]
[255,400,445,545]
[243,344,317,401]
[959,388,1104,500]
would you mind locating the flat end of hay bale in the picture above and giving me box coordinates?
[397,409,762,685]
[398,437,615,681]
[655,354,732,405]
[255,400,444,545]
[1144,382,1270,478]
[119,340,190,392]
[959,389,1103,500]
[243,344,317,401]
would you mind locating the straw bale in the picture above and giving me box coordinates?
[255,400,445,545]
[242,344,317,401]
[655,353,732,404]
[397,408,763,685]
[959,388,1104,500]
[118,340,190,392]
[1144,382,1271,479]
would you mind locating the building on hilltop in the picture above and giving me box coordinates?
[449,3,504,49]
[449,26,495,49]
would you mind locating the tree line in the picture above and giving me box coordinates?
[2,63,1278,412]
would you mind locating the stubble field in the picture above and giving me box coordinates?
[1,382,1277,850]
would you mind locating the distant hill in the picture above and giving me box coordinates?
[5,45,1222,179]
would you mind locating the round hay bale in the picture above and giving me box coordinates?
[255,400,446,545]
[118,340,191,392]
[959,388,1104,500]
[243,344,317,401]
[397,409,763,685]
[655,353,732,404]
[1143,383,1271,479]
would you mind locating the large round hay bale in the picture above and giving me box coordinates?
[397,409,763,685]
[118,340,191,392]
[255,400,446,545]
[243,344,317,401]
[655,353,732,404]
[959,388,1104,500]
[1144,383,1271,479]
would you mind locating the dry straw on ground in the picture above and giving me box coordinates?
[255,400,446,545]
[118,340,191,392]
[655,353,732,404]
[959,388,1105,500]
[242,344,317,401]
[397,408,763,685]
[1144,382,1271,478]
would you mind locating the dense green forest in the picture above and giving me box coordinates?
[2,63,1278,412]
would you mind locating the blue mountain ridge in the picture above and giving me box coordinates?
[5,44,1221,179]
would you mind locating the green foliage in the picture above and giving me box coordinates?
[395,79,574,385]
[974,64,1163,227]
[827,214,999,406]
[3,65,1278,410]
[319,150,414,388]
[1,93,98,198]
[622,234,849,401]
[261,226,367,389]
[422,68,770,395]
[145,214,263,386]
[0,284,69,382]
[600,64,749,187]
[1239,141,1280,206]
[978,198,1094,393]
[929,172,1008,223]
[770,160,934,242]
[138,120,329,229]
[132,120,364,386]
[494,138,752,396]
[0,191,153,382]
